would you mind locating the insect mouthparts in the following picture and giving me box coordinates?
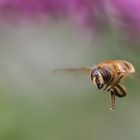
[97,84,104,89]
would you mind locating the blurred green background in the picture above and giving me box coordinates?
[0,21,140,140]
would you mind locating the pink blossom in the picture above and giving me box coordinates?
[105,0,140,38]
[0,0,100,30]
[0,0,140,38]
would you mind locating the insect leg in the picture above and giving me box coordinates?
[115,84,126,97]
[104,75,114,91]
[107,75,124,92]
[110,90,116,111]
[104,83,109,90]
[109,85,126,111]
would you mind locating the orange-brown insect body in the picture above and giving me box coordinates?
[97,60,135,85]
[90,60,135,111]
[53,60,135,111]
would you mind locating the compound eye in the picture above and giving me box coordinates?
[99,68,111,83]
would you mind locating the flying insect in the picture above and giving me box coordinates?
[53,60,135,111]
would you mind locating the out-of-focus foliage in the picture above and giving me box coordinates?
[0,1,140,140]
[0,22,139,140]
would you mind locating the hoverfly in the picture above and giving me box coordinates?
[53,60,135,111]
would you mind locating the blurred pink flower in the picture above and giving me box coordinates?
[105,0,140,38]
[0,0,101,30]
[1,0,140,39]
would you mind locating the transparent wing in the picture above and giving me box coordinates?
[51,67,93,86]
[129,72,140,80]
[52,67,92,75]
[123,71,140,86]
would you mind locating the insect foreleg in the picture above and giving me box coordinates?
[115,85,126,97]
[107,75,124,92]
